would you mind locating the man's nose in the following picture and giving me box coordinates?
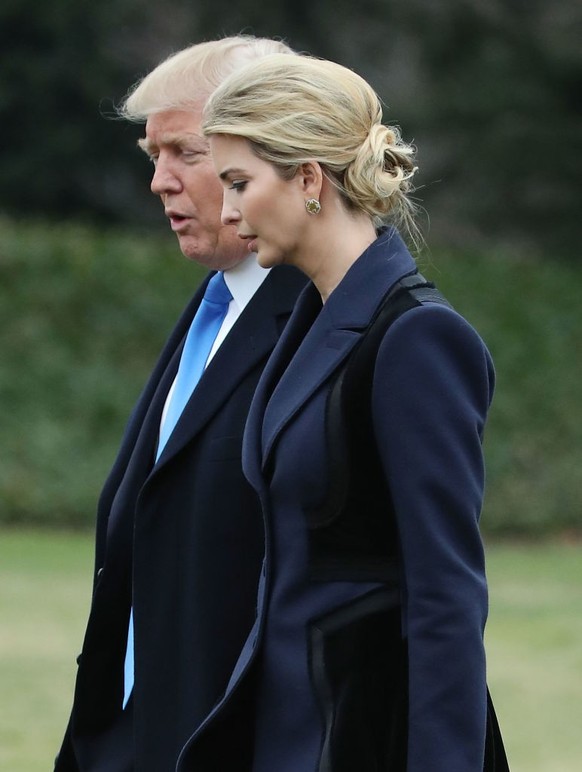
[150,158,181,196]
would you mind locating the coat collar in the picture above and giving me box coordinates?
[243,228,417,485]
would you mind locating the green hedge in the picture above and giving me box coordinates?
[0,216,201,528]
[419,247,582,535]
[1,216,580,534]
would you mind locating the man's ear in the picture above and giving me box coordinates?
[297,161,323,200]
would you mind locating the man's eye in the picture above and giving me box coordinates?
[148,155,159,166]
[183,149,206,162]
[230,180,247,192]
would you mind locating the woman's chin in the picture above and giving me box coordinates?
[256,250,282,270]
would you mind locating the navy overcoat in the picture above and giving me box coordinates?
[179,229,502,772]
[55,265,306,771]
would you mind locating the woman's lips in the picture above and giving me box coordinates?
[240,234,258,253]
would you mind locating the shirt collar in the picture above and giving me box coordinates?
[223,254,271,313]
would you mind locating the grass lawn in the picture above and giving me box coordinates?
[0,530,580,771]
[485,538,582,771]
[0,530,93,771]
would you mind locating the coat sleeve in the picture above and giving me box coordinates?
[371,302,495,772]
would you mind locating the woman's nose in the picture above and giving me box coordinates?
[221,195,241,225]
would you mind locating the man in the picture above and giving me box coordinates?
[55,36,305,772]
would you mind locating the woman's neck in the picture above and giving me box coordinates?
[295,209,377,303]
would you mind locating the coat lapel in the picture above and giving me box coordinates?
[94,279,208,568]
[260,310,361,469]
[241,281,320,491]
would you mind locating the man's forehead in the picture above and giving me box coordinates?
[142,109,207,149]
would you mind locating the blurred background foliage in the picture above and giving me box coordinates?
[1,0,581,532]
[1,0,581,254]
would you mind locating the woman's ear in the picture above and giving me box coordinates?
[297,161,323,200]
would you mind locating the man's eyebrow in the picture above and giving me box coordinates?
[137,137,154,154]
[137,133,208,155]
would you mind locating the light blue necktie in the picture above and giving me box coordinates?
[156,271,233,459]
[122,271,232,708]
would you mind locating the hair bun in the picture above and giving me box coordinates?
[344,123,417,225]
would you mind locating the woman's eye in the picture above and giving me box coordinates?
[230,180,247,192]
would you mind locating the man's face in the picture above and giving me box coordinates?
[141,109,249,270]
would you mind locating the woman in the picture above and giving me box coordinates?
[200,55,508,772]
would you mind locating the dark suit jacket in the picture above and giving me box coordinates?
[54,265,306,772]
[179,229,501,771]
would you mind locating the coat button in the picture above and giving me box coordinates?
[97,567,104,577]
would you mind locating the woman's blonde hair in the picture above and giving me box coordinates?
[203,54,419,238]
[119,36,295,120]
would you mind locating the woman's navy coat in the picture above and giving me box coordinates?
[180,228,499,772]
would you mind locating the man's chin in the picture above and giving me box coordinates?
[177,236,248,271]
[176,235,210,264]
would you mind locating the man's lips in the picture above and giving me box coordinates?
[165,210,192,232]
